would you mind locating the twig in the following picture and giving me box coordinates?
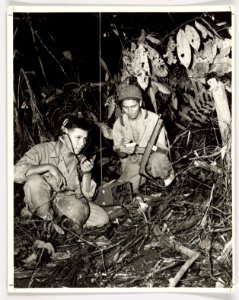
[30,25,69,80]
[162,15,203,41]
[217,239,232,262]
[28,248,44,288]
[199,184,215,228]
[153,225,200,287]
[27,267,41,288]
[168,252,200,287]
[146,259,183,285]
[201,18,222,38]
[27,19,47,84]
[188,151,222,160]
[15,223,35,242]
[63,228,99,249]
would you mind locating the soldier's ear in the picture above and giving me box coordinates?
[139,100,143,107]
[61,118,69,134]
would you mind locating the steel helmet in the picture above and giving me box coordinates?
[118,85,143,102]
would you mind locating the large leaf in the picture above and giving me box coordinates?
[152,58,168,77]
[176,29,191,69]
[187,39,217,78]
[185,25,201,51]
[145,43,168,77]
[96,122,113,140]
[152,81,171,95]
[144,43,159,60]
[105,95,116,119]
[131,44,146,75]
[215,37,231,56]
[137,72,149,90]
[195,21,211,39]
[132,44,150,90]
[184,93,198,111]
[122,54,131,67]
[203,40,217,62]
[210,37,232,76]
[179,109,193,122]
[170,93,178,110]
[187,56,209,79]
[210,57,232,76]
[146,34,161,45]
[100,57,111,78]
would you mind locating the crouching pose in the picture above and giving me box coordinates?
[14,115,109,228]
[112,85,175,192]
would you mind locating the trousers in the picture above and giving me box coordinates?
[23,174,109,227]
[119,152,173,192]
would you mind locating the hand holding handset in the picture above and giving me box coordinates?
[120,138,136,154]
[80,154,96,174]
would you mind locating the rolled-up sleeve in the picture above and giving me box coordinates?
[81,179,97,200]
[112,119,123,151]
[14,145,42,184]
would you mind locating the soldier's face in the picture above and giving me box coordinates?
[65,128,88,154]
[122,99,142,119]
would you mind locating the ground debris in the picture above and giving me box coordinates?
[14,132,232,288]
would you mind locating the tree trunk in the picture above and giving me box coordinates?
[209,79,231,145]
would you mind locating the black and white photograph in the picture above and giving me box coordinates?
[8,6,234,291]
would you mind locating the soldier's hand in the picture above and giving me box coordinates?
[80,155,96,174]
[119,143,136,154]
[121,138,132,146]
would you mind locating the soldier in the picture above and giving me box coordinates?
[112,85,175,192]
[14,115,109,229]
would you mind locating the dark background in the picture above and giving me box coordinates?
[13,11,231,88]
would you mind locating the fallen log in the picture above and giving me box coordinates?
[153,224,200,287]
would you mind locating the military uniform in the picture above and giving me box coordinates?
[14,136,109,227]
[112,108,174,192]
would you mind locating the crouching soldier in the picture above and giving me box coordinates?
[14,115,109,229]
[112,85,175,192]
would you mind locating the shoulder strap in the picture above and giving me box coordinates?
[120,114,124,126]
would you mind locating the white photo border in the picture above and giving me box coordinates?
[5,3,236,296]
